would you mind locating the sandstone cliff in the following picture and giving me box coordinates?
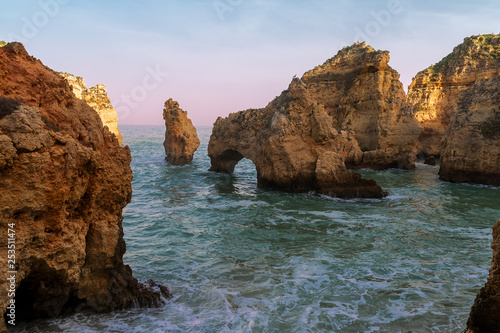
[467,219,500,333]
[162,98,200,165]
[301,42,421,170]
[60,72,123,145]
[439,77,500,185]
[0,43,168,331]
[407,34,500,157]
[208,77,387,199]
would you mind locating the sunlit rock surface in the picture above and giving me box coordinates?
[0,42,168,332]
[407,34,500,157]
[162,98,200,165]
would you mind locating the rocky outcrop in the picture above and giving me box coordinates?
[0,43,168,332]
[162,98,200,165]
[467,220,500,333]
[59,72,123,145]
[301,42,421,170]
[208,77,387,199]
[408,34,500,157]
[439,77,500,185]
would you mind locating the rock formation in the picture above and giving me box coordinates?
[407,34,500,157]
[208,77,387,199]
[162,98,200,165]
[467,219,500,333]
[0,42,168,332]
[59,72,123,145]
[301,42,421,170]
[439,77,500,185]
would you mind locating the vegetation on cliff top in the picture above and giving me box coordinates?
[425,34,499,76]
[0,41,6,47]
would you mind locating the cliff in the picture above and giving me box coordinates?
[467,220,500,332]
[162,99,200,165]
[301,42,421,170]
[59,72,123,145]
[407,34,500,157]
[439,77,500,185]
[208,78,387,199]
[0,43,168,331]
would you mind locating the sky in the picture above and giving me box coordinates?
[1,0,499,126]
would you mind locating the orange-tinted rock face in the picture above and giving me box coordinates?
[208,78,387,199]
[467,220,500,333]
[302,42,421,170]
[162,99,200,165]
[59,72,123,145]
[0,43,168,331]
[439,77,500,185]
[407,34,500,157]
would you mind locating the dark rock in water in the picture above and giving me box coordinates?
[208,77,387,199]
[0,42,167,331]
[467,220,500,333]
[424,155,436,166]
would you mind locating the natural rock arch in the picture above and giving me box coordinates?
[208,78,387,198]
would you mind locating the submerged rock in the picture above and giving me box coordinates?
[407,34,500,157]
[208,77,387,199]
[0,43,168,331]
[467,219,500,332]
[162,98,200,165]
[301,42,421,170]
[439,77,500,185]
[424,155,436,166]
[60,72,123,145]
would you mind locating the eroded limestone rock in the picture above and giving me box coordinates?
[0,43,168,331]
[407,34,500,157]
[60,72,123,145]
[467,220,500,333]
[162,98,200,165]
[439,77,500,185]
[302,42,421,170]
[208,78,387,199]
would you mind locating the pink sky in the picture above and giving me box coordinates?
[2,0,499,126]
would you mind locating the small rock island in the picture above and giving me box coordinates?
[162,98,200,165]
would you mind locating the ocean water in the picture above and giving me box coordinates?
[13,125,500,333]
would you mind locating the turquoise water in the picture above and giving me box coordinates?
[13,125,500,332]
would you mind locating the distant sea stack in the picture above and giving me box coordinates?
[208,77,387,199]
[162,98,200,165]
[301,42,421,170]
[59,72,123,145]
[467,219,500,332]
[407,34,500,157]
[0,42,168,331]
[439,77,500,185]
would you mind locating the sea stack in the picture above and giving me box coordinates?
[467,220,500,332]
[162,98,200,165]
[407,34,500,157]
[0,42,168,331]
[208,77,387,199]
[439,77,500,185]
[301,42,422,170]
[59,72,123,145]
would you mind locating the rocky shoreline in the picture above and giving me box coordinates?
[0,33,499,330]
[0,43,169,332]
